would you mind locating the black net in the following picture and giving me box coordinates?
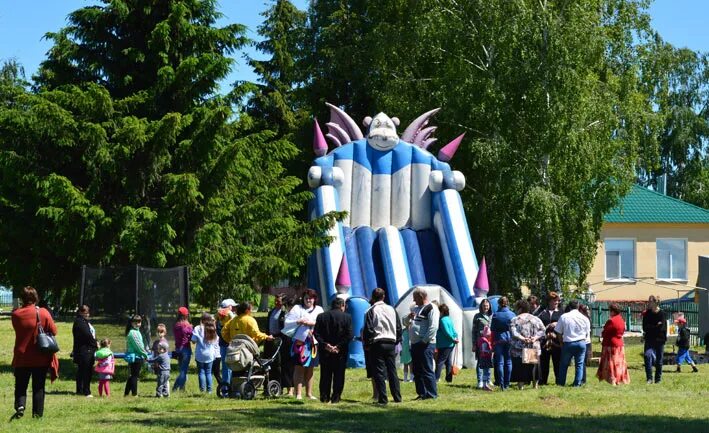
[137,266,189,340]
[81,266,137,317]
[80,265,189,348]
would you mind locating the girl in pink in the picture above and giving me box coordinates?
[476,326,493,391]
[94,339,115,397]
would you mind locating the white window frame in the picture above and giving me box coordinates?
[655,238,688,282]
[604,238,636,282]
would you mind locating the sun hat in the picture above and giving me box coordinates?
[220,298,237,309]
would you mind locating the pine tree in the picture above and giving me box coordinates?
[0,0,338,305]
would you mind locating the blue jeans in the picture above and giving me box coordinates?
[220,345,231,385]
[411,342,437,398]
[197,361,213,393]
[558,340,586,386]
[493,341,512,389]
[173,347,192,391]
[644,342,665,382]
[476,365,491,384]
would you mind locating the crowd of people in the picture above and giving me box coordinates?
[10,285,704,418]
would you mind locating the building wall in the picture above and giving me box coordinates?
[588,223,709,301]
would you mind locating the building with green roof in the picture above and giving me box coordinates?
[588,185,709,301]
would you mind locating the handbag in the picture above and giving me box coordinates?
[522,346,539,364]
[35,307,59,354]
[451,344,460,376]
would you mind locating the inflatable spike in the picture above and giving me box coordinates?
[326,102,364,142]
[401,108,440,143]
[313,120,328,156]
[474,256,490,296]
[438,133,465,162]
[335,255,351,293]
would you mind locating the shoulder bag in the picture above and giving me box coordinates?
[36,307,59,354]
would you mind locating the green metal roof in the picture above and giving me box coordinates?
[604,185,709,224]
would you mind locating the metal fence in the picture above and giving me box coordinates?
[589,301,701,346]
[0,289,13,310]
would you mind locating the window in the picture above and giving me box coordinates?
[656,239,687,281]
[605,239,635,280]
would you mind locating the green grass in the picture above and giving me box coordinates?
[1,316,707,432]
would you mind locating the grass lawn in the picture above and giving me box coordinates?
[1,316,707,433]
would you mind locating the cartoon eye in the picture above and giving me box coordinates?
[374,119,381,127]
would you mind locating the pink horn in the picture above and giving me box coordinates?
[438,133,465,162]
[313,119,328,156]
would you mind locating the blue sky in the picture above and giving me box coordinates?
[0,0,706,90]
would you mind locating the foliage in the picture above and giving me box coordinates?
[635,36,709,206]
[298,0,656,295]
[0,0,338,306]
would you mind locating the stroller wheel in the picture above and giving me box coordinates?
[265,380,282,397]
[218,383,231,399]
[239,381,256,400]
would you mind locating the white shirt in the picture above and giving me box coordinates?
[554,309,591,343]
[284,304,324,343]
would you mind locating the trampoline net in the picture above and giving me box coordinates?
[80,265,189,348]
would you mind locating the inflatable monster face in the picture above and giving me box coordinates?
[365,113,401,151]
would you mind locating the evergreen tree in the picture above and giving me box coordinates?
[0,0,338,305]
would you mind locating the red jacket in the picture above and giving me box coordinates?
[12,305,58,372]
[601,314,625,348]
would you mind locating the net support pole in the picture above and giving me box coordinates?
[80,265,86,306]
[135,264,140,314]
[184,266,190,307]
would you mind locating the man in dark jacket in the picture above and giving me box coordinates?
[314,297,353,403]
[363,288,402,405]
[72,305,97,396]
[535,291,563,385]
[642,295,667,384]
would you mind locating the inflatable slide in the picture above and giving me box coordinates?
[307,104,489,368]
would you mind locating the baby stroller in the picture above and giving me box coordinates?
[220,334,282,400]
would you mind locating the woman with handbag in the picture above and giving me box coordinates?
[11,286,59,419]
[72,304,97,397]
[509,300,545,389]
[435,303,459,383]
[283,289,323,400]
[124,315,150,396]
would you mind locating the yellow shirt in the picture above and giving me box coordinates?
[222,314,269,344]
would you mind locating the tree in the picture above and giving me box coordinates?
[635,36,709,204]
[0,0,338,306]
[299,0,657,296]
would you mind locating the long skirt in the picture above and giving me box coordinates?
[596,345,630,385]
[511,356,537,383]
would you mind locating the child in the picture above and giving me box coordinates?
[476,326,493,391]
[154,341,171,397]
[94,339,114,397]
[152,324,171,397]
[675,317,699,373]
[401,320,413,382]
[191,313,219,393]
[152,323,168,356]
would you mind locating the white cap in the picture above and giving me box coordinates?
[220,298,237,308]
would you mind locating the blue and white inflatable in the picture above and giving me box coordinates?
[308,104,488,368]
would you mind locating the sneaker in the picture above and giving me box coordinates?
[646,379,653,385]
[692,366,699,373]
[86,394,94,398]
[482,384,493,392]
[15,405,25,419]
[476,382,483,389]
